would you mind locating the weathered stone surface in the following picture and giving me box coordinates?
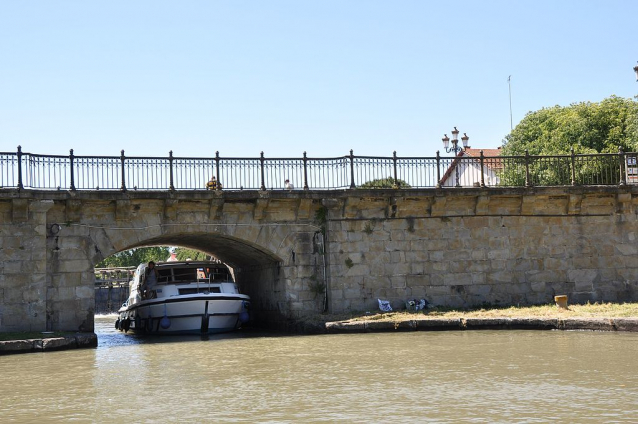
[559,318,615,331]
[0,339,39,354]
[4,188,638,332]
[42,337,76,351]
[364,321,397,332]
[509,318,559,330]
[325,321,366,333]
[324,316,638,333]
[611,318,638,331]
[463,318,512,329]
[0,334,97,355]
[414,318,462,330]
[11,199,29,222]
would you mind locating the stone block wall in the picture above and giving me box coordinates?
[325,189,638,312]
[3,187,638,332]
[2,191,327,332]
[95,285,129,313]
[0,199,53,331]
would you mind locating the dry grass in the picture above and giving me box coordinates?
[324,302,638,324]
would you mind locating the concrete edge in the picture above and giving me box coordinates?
[324,317,638,333]
[0,333,98,355]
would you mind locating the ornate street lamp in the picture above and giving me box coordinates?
[442,127,469,187]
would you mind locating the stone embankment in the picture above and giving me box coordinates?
[0,333,97,355]
[325,317,638,333]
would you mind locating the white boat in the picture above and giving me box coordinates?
[116,260,250,335]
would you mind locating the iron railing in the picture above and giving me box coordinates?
[0,146,633,191]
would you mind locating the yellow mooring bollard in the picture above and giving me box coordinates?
[554,295,568,309]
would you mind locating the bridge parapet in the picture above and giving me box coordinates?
[0,147,632,191]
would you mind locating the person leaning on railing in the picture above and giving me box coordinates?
[284,179,294,190]
[206,176,222,190]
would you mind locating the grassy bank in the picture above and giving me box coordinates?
[316,302,638,325]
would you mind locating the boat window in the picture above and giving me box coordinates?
[176,269,198,282]
[157,269,172,283]
[178,287,222,295]
[204,267,232,282]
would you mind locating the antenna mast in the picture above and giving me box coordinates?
[508,75,513,131]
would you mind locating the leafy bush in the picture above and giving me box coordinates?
[358,177,411,189]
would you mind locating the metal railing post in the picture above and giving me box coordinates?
[392,151,399,188]
[168,150,175,191]
[525,149,531,187]
[16,145,23,190]
[480,150,485,187]
[69,149,76,191]
[260,151,266,191]
[571,147,576,186]
[303,151,309,190]
[619,147,626,186]
[120,149,127,192]
[349,150,356,189]
[215,151,221,188]
[436,150,441,188]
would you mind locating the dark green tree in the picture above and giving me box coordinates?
[358,177,411,189]
[96,246,171,268]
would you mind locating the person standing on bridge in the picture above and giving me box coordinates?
[206,176,217,190]
[206,176,222,190]
[143,261,159,299]
[284,179,294,190]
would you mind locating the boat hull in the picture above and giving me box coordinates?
[117,294,250,335]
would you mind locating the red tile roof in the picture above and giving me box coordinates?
[461,147,503,170]
[439,146,503,186]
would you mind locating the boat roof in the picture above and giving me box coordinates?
[152,261,228,269]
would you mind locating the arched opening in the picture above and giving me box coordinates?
[93,232,284,329]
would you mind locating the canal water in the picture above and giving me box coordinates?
[1,316,638,422]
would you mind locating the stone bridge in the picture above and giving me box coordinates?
[2,186,638,332]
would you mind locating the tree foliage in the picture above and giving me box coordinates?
[96,246,214,268]
[174,248,211,261]
[358,177,411,189]
[503,96,638,156]
[500,96,638,186]
[96,246,170,268]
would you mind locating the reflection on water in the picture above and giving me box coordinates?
[1,315,638,422]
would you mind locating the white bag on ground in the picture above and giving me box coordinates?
[378,299,392,312]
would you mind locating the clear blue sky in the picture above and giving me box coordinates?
[1,0,636,159]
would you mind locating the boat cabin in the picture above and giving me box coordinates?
[126,261,241,307]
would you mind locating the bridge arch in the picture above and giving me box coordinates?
[22,192,327,332]
[91,228,293,329]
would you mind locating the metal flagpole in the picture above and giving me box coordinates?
[508,75,513,131]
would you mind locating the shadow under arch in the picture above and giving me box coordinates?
[127,232,283,269]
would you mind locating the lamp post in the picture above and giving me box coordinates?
[442,127,469,187]
[634,62,638,81]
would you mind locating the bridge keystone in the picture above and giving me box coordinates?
[163,199,179,220]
